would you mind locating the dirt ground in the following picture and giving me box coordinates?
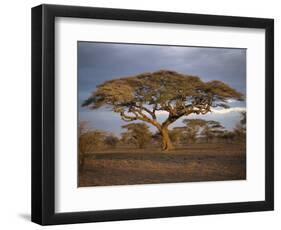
[78,143,246,187]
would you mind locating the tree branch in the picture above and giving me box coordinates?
[121,107,161,130]
[120,111,138,122]
[133,104,157,120]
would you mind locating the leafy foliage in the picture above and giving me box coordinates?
[201,120,225,142]
[83,70,244,150]
[182,119,207,143]
[78,122,107,169]
[121,123,152,148]
[234,112,246,142]
[220,131,236,143]
[104,134,119,148]
[83,70,243,119]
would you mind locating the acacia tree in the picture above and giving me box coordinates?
[234,111,246,142]
[104,134,119,148]
[182,119,207,143]
[201,120,225,143]
[220,130,235,143]
[78,121,90,170]
[121,123,152,149]
[83,70,243,151]
[78,122,107,170]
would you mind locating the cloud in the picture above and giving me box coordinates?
[211,107,246,114]
[78,42,247,98]
[155,107,246,116]
[154,107,246,118]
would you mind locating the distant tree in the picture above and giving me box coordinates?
[168,128,184,145]
[121,123,152,148]
[80,130,106,152]
[79,121,107,156]
[104,134,119,148]
[151,132,162,146]
[220,130,235,143]
[79,121,89,135]
[79,122,107,170]
[240,111,246,126]
[79,129,108,171]
[83,70,243,151]
[152,128,184,146]
[201,120,225,143]
[182,119,207,143]
[78,121,90,170]
[234,111,246,142]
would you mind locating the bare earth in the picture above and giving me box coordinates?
[78,143,246,187]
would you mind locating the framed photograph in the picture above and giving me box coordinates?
[31,4,274,225]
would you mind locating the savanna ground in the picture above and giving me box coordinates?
[78,143,246,187]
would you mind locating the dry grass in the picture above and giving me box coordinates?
[78,143,246,187]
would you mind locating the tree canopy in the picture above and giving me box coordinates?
[83,70,244,150]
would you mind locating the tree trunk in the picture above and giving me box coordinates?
[160,127,174,151]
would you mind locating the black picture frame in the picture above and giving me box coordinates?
[31,4,274,225]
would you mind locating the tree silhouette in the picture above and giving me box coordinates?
[83,70,243,151]
[234,111,246,142]
[220,130,235,143]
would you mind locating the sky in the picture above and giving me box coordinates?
[78,41,246,136]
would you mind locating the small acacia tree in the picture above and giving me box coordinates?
[182,119,207,143]
[79,122,107,169]
[83,70,243,151]
[104,134,119,148]
[234,111,246,142]
[201,120,225,143]
[78,121,90,170]
[220,130,235,143]
[121,123,152,149]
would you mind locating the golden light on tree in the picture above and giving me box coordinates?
[83,70,244,151]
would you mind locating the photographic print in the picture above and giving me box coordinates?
[32,5,274,224]
[78,42,246,187]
